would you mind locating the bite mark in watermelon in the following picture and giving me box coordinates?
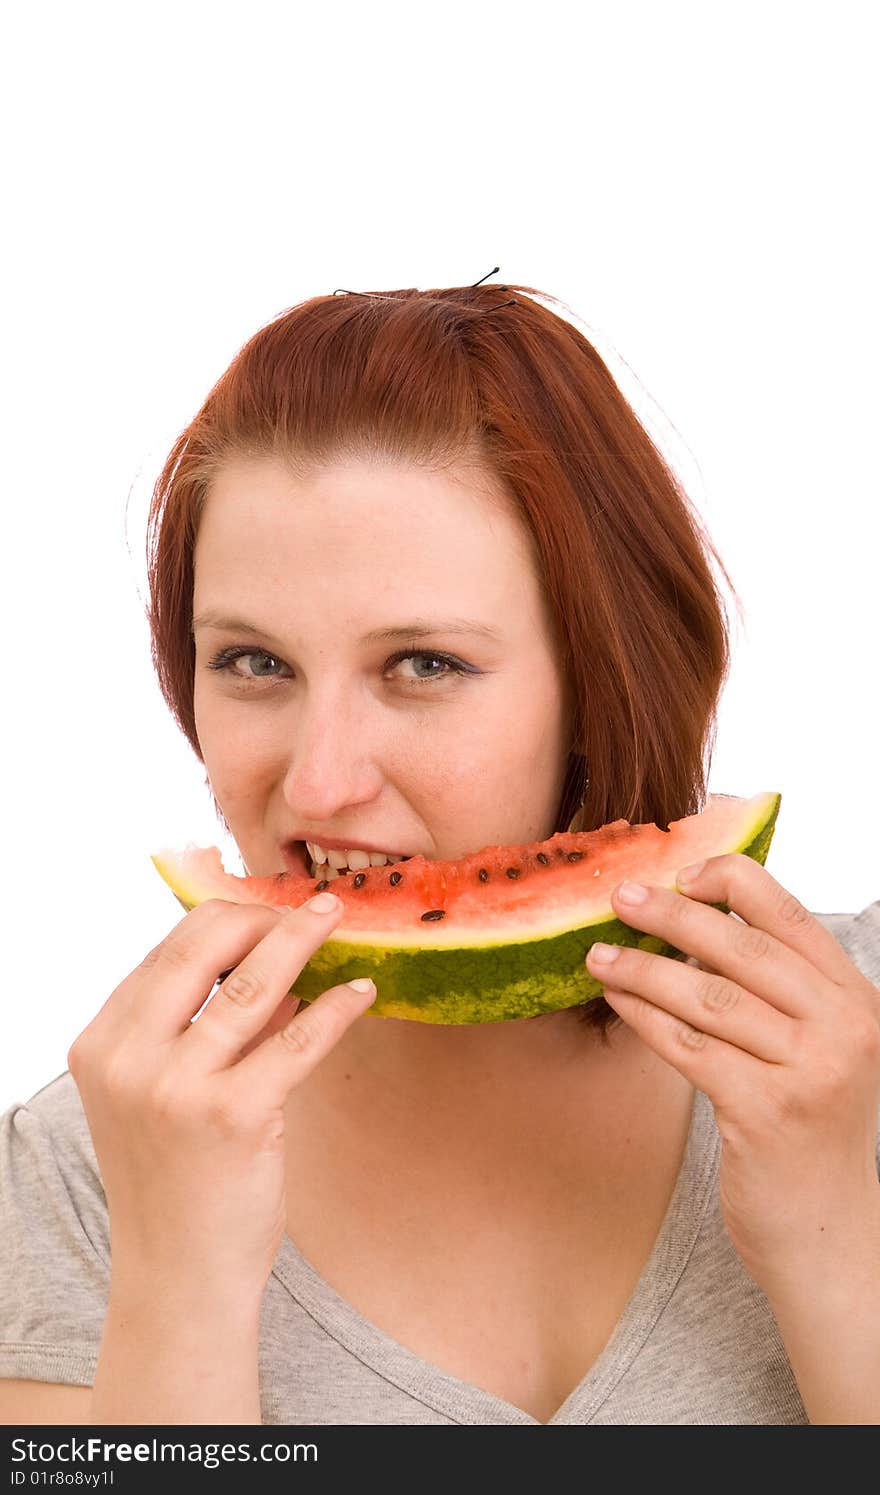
[151,791,781,1025]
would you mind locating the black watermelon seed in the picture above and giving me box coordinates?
[537,852,550,865]
[567,851,584,862]
[353,873,366,888]
[421,908,446,921]
[506,867,520,879]
[478,868,489,882]
[315,879,330,892]
[390,871,403,886]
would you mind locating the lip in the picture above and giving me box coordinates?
[289,835,411,854]
[280,838,413,875]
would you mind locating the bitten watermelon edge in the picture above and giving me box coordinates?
[150,791,782,1025]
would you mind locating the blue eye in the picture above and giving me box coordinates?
[205,644,473,687]
[207,647,288,682]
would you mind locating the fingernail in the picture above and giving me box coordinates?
[616,880,649,905]
[677,860,705,886]
[347,977,376,993]
[588,942,620,964]
[306,891,342,912]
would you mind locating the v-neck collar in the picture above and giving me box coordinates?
[270,1087,720,1425]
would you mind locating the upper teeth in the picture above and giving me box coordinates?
[306,841,408,872]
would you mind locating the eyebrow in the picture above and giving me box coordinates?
[191,611,503,644]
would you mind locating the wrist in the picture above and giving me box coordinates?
[746,1185,880,1307]
[108,1258,267,1333]
[95,1278,264,1425]
[758,1209,880,1425]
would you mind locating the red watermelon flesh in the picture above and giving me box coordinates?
[151,790,781,1024]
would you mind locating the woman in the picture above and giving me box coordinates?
[1,279,878,1426]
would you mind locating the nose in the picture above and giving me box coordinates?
[280,690,385,818]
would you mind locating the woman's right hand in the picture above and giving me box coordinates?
[67,891,375,1307]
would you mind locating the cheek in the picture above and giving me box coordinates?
[192,678,218,750]
[194,692,276,791]
[425,737,504,806]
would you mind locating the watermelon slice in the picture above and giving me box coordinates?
[151,791,781,1025]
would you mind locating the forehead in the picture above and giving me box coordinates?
[196,457,540,581]
[203,455,512,521]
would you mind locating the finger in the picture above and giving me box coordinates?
[587,943,793,1063]
[673,853,859,992]
[226,975,378,1109]
[185,893,352,1069]
[600,984,768,1106]
[92,901,283,1045]
[607,860,838,1020]
[114,898,331,1043]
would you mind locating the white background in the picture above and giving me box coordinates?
[1,1,877,1111]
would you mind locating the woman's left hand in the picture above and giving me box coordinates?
[586,855,880,1301]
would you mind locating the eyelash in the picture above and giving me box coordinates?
[205,643,474,689]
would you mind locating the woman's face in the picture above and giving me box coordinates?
[192,455,577,878]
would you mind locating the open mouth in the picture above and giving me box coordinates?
[283,842,415,879]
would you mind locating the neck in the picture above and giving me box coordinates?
[281,1003,689,1170]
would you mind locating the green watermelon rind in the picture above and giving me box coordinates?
[287,793,782,1025]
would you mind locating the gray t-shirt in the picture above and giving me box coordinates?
[2,901,878,1426]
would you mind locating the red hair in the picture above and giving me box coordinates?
[145,281,741,1039]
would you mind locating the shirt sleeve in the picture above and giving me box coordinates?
[0,1071,110,1387]
[809,901,880,1175]
[813,900,880,990]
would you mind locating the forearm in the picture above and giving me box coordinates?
[765,1202,880,1425]
[91,1271,264,1425]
